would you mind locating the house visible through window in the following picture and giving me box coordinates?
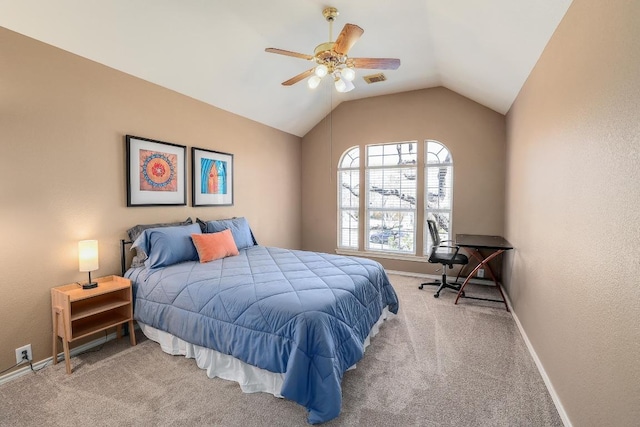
[425,140,454,253]
[337,140,454,258]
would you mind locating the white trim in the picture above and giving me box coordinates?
[0,330,122,386]
[425,139,454,254]
[336,249,428,263]
[502,292,572,427]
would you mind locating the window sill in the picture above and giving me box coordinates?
[335,249,429,263]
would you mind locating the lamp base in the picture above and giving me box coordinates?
[82,282,98,290]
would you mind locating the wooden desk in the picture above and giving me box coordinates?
[454,234,513,311]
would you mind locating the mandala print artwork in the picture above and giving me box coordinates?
[139,149,178,192]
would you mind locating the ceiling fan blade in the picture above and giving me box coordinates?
[265,48,313,61]
[350,57,401,70]
[333,24,364,55]
[282,68,315,86]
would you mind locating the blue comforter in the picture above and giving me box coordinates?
[129,246,398,424]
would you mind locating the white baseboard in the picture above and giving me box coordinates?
[502,292,572,427]
[387,270,572,427]
[0,331,120,386]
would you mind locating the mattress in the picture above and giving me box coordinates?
[127,245,398,423]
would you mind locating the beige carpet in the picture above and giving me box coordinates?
[0,275,562,426]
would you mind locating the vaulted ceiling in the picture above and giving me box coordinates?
[0,0,572,137]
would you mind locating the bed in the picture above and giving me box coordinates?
[122,217,399,424]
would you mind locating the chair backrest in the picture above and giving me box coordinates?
[427,219,441,249]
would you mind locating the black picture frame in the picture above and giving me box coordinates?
[126,135,187,207]
[191,147,234,206]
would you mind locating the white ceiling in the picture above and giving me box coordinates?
[0,0,572,137]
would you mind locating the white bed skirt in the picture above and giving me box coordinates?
[139,307,392,398]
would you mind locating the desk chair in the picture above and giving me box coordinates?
[419,219,469,298]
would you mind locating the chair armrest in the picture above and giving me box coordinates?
[435,244,461,257]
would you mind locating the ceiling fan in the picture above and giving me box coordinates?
[265,7,401,93]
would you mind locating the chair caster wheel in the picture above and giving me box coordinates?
[418,285,424,290]
[434,293,439,298]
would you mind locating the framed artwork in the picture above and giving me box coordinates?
[192,147,234,206]
[126,135,187,206]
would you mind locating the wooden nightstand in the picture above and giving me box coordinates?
[51,275,136,374]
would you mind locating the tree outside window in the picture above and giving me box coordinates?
[425,140,454,253]
[337,140,454,257]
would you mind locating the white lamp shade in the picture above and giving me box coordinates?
[335,77,355,93]
[78,240,99,272]
[314,64,328,78]
[308,75,322,89]
[341,67,355,82]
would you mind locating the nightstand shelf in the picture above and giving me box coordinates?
[72,312,131,340]
[70,296,131,321]
[51,275,136,374]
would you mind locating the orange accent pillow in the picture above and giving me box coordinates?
[191,229,239,263]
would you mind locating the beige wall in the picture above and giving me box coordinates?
[301,87,506,275]
[0,28,301,372]
[505,0,640,425]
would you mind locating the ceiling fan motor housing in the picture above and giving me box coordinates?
[323,7,338,22]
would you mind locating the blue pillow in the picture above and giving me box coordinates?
[126,217,193,268]
[131,223,201,269]
[198,217,256,250]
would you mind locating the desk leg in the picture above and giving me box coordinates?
[455,263,482,303]
[466,248,500,284]
[455,249,509,311]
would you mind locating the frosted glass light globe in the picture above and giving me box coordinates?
[341,67,355,82]
[314,64,328,78]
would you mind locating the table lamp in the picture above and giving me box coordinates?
[78,240,99,289]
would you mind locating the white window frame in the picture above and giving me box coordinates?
[336,140,455,262]
[365,141,418,255]
[424,140,454,254]
[337,146,360,250]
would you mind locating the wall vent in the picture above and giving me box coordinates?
[363,73,387,84]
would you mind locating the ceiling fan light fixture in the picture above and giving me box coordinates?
[334,76,354,93]
[314,64,328,78]
[341,67,355,82]
[266,7,400,92]
[308,75,322,89]
[342,79,355,92]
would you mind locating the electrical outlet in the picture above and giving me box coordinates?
[15,344,32,364]
[477,268,485,278]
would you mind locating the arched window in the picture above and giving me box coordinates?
[336,140,454,259]
[337,147,360,249]
[425,140,454,253]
